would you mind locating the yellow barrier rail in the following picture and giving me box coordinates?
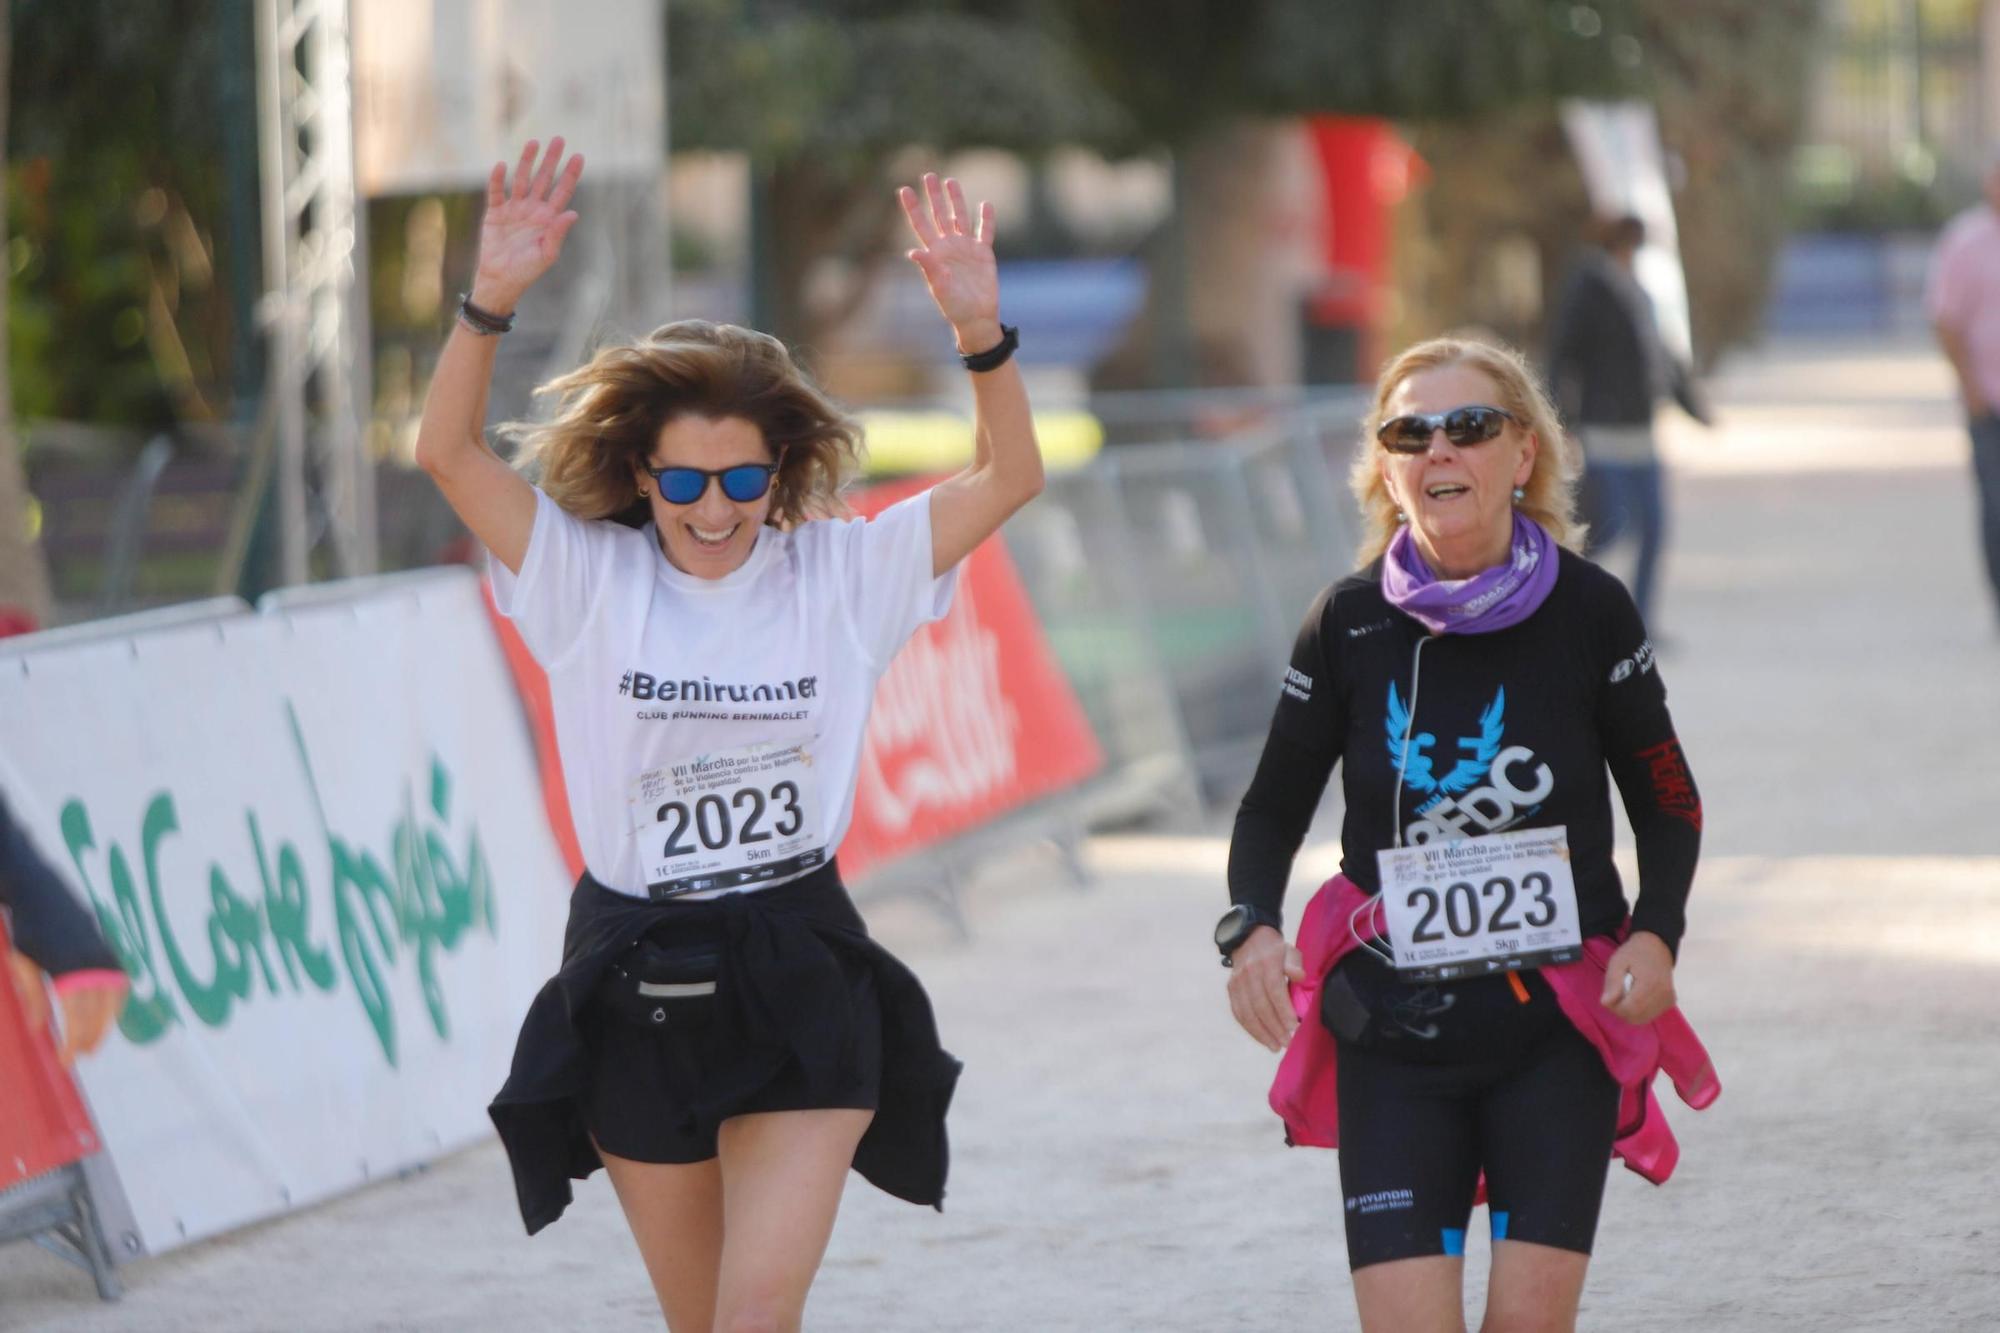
[856,410,1104,476]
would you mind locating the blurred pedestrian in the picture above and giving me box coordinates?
[1926,151,2000,628]
[419,138,1042,1331]
[1546,214,1711,629]
[1221,335,1716,1332]
[2,791,128,1065]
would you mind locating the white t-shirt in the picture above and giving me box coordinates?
[491,487,956,899]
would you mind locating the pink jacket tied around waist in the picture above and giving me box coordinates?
[1270,875,1720,1185]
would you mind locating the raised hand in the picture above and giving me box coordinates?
[473,137,585,313]
[898,173,1001,353]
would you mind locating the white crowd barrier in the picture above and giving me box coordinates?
[0,568,571,1256]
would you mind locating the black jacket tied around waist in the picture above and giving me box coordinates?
[488,862,961,1235]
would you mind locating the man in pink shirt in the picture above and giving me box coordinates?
[1928,152,2000,624]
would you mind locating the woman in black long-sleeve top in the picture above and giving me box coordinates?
[1218,336,1702,1333]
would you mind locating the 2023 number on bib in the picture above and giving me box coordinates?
[1375,826,1583,981]
[629,740,825,897]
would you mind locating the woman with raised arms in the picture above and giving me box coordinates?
[416,137,1041,1331]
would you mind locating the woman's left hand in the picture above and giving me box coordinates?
[1599,930,1676,1025]
[7,952,126,1065]
[898,173,1002,354]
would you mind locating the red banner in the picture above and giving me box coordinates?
[839,478,1102,877]
[483,581,588,883]
[486,481,1103,888]
[0,918,103,1190]
[1306,115,1426,378]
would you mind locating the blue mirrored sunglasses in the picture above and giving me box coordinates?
[643,462,779,505]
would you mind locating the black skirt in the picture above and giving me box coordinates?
[488,861,962,1236]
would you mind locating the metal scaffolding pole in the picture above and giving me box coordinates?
[254,0,375,585]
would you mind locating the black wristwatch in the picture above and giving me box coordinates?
[960,323,1019,373]
[1214,903,1283,966]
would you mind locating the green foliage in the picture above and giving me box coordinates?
[1063,0,1645,146]
[669,0,1130,162]
[1057,3,1266,149]
[667,0,1133,353]
[1791,175,1959,233]
[9,159,163,421]
[675,0,1651,161]
[2,0,1814,428]
[9,0,252,427]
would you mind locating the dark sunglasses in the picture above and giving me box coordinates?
[642,462,779,505]
[1375,405,1519,455]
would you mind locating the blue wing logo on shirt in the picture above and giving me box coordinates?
[1386,685,1506,796]
[1384,685,1437,790]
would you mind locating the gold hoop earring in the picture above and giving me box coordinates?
[637,485,650,498]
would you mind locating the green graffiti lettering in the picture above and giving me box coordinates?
[330,837,401,1067]
[49,720,503,1068]
[387,768,495,1044]
[424,758,495,942]
[214,866,277,995]
[59,800,174,1043]
[143,796,257,1028]
[108,843,177,1040]
[250,812,335,993]
[393,802,445,1041]
[424,830,473,942]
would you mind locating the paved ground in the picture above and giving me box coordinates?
[5,336,1998,1330]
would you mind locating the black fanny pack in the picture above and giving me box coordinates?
[1320,949,1558,1058]
[595,940,722,1028]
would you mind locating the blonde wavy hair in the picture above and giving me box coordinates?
[1348,335,1585,566]
[506,320,862,529]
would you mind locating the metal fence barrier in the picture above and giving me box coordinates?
[0,1166,121,1301]
[843,389,1368,929]
[1003,392,1367,813]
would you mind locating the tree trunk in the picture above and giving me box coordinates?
[1397,110,1589,355]
[760,155,903,368]
[1090,119,1326,398]
[0,0,54,626]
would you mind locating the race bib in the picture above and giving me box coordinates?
[629,740,825,898]
[1374,826,1583,981]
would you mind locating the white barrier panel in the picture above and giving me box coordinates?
[353,0,666,195]
[0,569,571,1255]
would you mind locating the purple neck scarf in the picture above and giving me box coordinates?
[1381,512,1559,634]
